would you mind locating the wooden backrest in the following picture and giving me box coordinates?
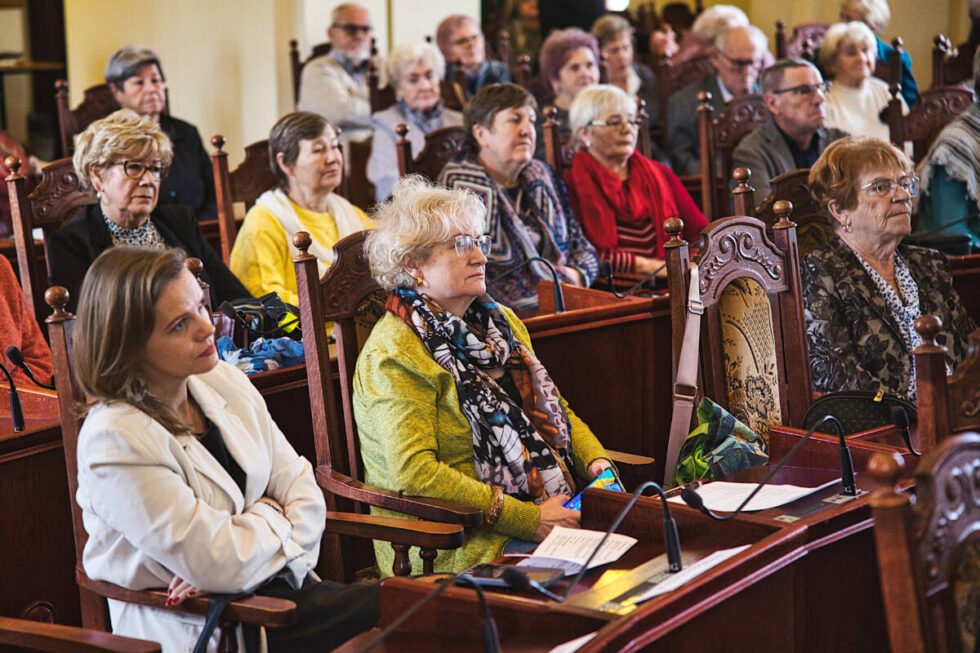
[657,52,714,100]
[293,231,381,486]
[869,432,980,653]
[636,98,652,159]
[345,137,376,210]
[5,155,96,322]
[289,39,332,105]
[697,91,768,220]
[774,21,829,60]
[664,211,812,442]
[368,59,397,114]
[512,55,532,88]
[913,315,980,452]
[394,124,467,181]
[931,33,975,89]
[888,83,976,165]
[755,168,836,259]
[210,136,277,264]
[541,105,576,175]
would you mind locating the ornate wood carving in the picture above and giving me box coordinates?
[29,159,95,227]
[318,231,381,318]
[229,139,276,209]
[409,126,467,181]
[905,87,975,141]
[18,601,57,623]
[783,23,829,60]
[664,52,713,93]
[713,95,768,149]
[695,216,788,300]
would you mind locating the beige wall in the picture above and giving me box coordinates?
[62,0,477,167]
[1,6,31,144]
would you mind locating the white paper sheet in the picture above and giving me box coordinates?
[623,544,751,604]
[516,526,637,575]
[547,632,598,652]
[667,479,840,512]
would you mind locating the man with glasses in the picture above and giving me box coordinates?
[298,3,381,144]
[733,58,848,204]
[666,24,767,176]
[436,15,510,100]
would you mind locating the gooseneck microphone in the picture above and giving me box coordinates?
[502,480,683,603]
[890,405,920,457]
[681,414,854,520]
[498,256,566,313]
[5,346,55,390]
[361,573,501,653]
[0,361,25,433]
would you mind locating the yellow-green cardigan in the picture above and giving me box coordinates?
[352,306,607,576]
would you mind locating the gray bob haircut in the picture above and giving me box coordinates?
[569,84,635,137]
[105,45,165,88]
[385,42,446,89]
[365,175,487,290]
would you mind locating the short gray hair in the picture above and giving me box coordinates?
[715,24,767,53]
[690,5,748,43]
[385,42,446,89]
[760,58,820,94]
[818,22,877,72]
[331,2,370,24]
[105,46,164,89]
[72,108,173,189]
[568,84,634,139]
[841,0,891,33]
[365,175,487,290]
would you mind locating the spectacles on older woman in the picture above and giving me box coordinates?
[589,115,638,130]
[860,175,920,198]
[449,234,492,257]
[113,160,169,180]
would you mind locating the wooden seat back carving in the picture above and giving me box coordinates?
[913,315,980,452]
[289,39,332,105]
[869,433,980,653]
[656,52,713,101]
[542,105,576,175]
[292,231,479,578]
[888,82,976,165]
[774,21,829,60]
[636,98,652,160]
[368,59,397,114]
[697,91,768,220]
[394,124,467,181]
[754,168,835,258]
[210,136,277,264]
[512,55,532,88]
[4,155,96,323]
[931,33,975,89]
[664,209,812,441]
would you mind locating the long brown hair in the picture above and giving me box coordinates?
[72,246,192,435]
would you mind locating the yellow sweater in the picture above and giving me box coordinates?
[228,199,372,306]
[353,307,607,576]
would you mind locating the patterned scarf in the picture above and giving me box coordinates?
[387,288,575,501]
[918,102,980,211]
[102,210,167,250]
[397,99,445,135]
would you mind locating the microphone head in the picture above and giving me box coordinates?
[5,346,24,366]
[890,405,910,430]
[500,566,531,590]
[680,486,704,510]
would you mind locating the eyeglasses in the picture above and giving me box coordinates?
[770,81,832,97]
[589,116,638,129]
[860,175,920,198]
[332,23,372,35]
[718,51,762,70]
[451,34,483,48]
[114,160,168,180]
[450,234,492,257]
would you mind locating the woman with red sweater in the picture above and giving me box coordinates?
[564,85,707,277]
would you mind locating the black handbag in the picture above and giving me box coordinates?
[218,292,301,341]
[802,390,917,435]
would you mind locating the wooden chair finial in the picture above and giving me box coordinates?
[664,217,684,243]
[395,123,409,140]
[914,314,943,345]
[543,105,558,121]
[732,166,750,185]
[44,286,72,322]
[185,256,204,278]
[210,134,226,151]
[892,36,903,51]
[4,155,21,178]
[773,200,794,227]
[293,231,313,253]
[697,90,712,109]
[868,451,905,490]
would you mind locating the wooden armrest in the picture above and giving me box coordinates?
[605,449,657,493]
[316,466,483,528]
[325,510,464,550]
[0,616,161,652]
[77,570,297,628]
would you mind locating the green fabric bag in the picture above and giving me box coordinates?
[671,398,769,487]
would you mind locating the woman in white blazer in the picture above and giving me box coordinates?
[71,246,378,652]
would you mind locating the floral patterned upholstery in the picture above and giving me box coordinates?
[718,278,782,446]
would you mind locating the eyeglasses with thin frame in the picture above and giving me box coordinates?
[450,234,492,257]
[589,115,638,129]
[114,160,169,181]
[770,81,831,97]
[332,23,372,35]
[717,51,762,70]
[860,175,920,198]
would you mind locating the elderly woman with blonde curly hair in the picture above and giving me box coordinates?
[353,176,612,575]
[366,41,463,201]
[47,108,248,313]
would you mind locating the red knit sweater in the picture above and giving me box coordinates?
[0,256,53,387]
